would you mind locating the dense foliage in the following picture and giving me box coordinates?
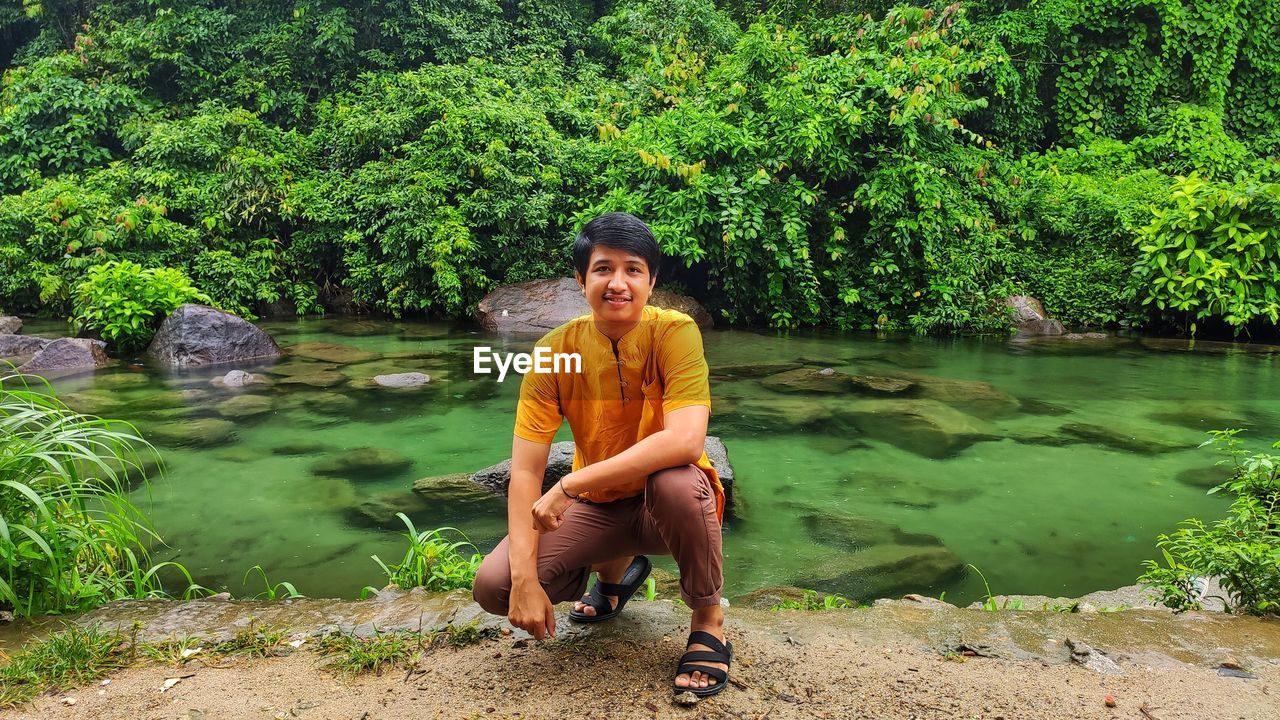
[1140,431,1280,616]
[1,0,1278,334]
[72,259,211,350]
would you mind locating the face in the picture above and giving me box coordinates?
[575,245,656,324]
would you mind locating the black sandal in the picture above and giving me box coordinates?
[568,555,652,623]
[673,630,733,697]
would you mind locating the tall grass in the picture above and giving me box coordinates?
[0,370,202,617]
[361,514,482,597]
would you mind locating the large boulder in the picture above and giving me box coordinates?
[0,334,50,359]
[1003,295,1064,336]
[0,316,21,334]
[17,338,110,377]
[469,437,735,496]
[147,304,281,368]
[474,277,712,334]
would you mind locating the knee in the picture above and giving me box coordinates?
[471,554,510,616]
[646,465,709,515]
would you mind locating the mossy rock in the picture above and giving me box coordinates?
[272,441,329,456]
[834,399,998,458]
[1060,422,1189,455]
[799,510,943,552]
[214,394,275,418]
[761,367,913,396]
[312,447,414,480]
[92,372,152,390]
[344,490,431,529]
[834,471,980,510]
[276,371,348,388]
[793,544,965,600]
[1175,464,1235,489]
[710,362,803,380]
[1148,401,1251,432]
[143,418,237,448]
[263,360,340,377]
[286,341,379,364]
[734,585,815,610]
[411,472,496,505]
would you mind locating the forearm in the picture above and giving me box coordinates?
[562,426,702,495]
[506,470,543,585]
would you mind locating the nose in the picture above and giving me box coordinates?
[607,270,628,293]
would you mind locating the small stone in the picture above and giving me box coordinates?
[673,691,700,706]
[1218,656,1244,670]
[1104,695,1116,708]
[373,372,430,388]
[818,367,836,376]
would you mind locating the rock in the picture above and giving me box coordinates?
[143,418,236,448]
[792,544,965,600]
[735,585,815,610]
[1065,638,1123,675]
[271,441,328,456]
[1148,401,1250,432]
[1018,398,1072,416]
[1175,465,1235,489]
[907,376,1021,419]
[373,372,430,388]
[1060,423,1188,455]
[147,304,281,368]
[285,341,378,364]
[800,512,942,552]
[0,316,21,334]
[412,473,498,505]
[835,471,980,509]
[717,396,835,434]
[761,367,914,396]
[276,371,347,388]
[471,442,575,495]
[345,491,431,529]
[1007,332,1129,356]
[1003,295,1064,336]
[214,394,275,418]
[90,372,151,389]
[210,371,272,389]
[703,436,734,488]
[0,334,48,358]
[1139,337,1280,355]
[895,593,957,609]
[710,362,803,380]
[469,437,735,497]
[474,277,712,334]
[312,447,414,480]
[834,399,999,458]
[262,360,340,377]
[17,338,110,378]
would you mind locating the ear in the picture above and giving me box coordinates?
[574,271,585,292]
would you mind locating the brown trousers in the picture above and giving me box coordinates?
[472,464,723,612]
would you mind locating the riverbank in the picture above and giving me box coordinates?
[3,588,1277,719]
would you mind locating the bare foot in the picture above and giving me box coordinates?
[674,605,727,691]
[573,556,633,617]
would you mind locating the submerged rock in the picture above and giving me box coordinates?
[1175,464,1235,489]
[17,338,110,378]
[271,441,328,456]
[735,585,816,610]
[412,472,500,505]
[800,512,943,552]
[214,394,275,418]
[277,371,347,388]
[793,543,965,600]
[313,447,414,480]
[345,490,431,529]
[836,471,980,509]
[474,277,712,334]
[373,372,430,388]
[716,396,835,434]
[710,362,804,380]
[143,417,237,448]
[148,304,281,367]
[1148,401,1251,432]
[835,399,999,458]
[0,333,48,359]
[761,367,914,396]
[908,376,1021,419]
[286,341,378,364]
[211,369,273,389]
[1060,422,1188,455]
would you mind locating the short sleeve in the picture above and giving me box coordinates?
[657,316,711,415]
[513,342,563,443]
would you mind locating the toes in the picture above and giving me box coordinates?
[674,673,690,688]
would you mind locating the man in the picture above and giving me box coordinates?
[473,211,731,696]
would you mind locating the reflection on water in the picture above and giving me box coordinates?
[31,316,1280,607]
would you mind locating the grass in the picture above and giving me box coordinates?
[769,589,856,611]
[0,623,130,708]
[360,515,482,597]
[315,620,496,676]
[211,617,291,657]
[0,371,205,617]
[967,564,1025,612]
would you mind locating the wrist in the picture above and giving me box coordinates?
[558,477,576,499]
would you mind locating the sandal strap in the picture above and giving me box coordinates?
[679,650,728,665]
[686,630,729,656]
[578,583,613,614]
[677,664,728,683]
[596,581,628,597]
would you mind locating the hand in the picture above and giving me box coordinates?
[531,476,576,533]
[508,578,557,640]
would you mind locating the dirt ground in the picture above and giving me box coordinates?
[3,595,1278,720]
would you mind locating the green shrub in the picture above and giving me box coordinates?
[361,515,482,595]
[0,374,201,618]
[0,623,131,709]
[71,260,211,351]
[1130,171,1280,332]
[1140,430,1280,616]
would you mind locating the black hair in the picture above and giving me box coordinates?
[572,212,661,280]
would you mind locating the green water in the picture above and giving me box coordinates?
[28,317,1280,607]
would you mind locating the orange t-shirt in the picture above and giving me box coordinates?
[513,305,724,521]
